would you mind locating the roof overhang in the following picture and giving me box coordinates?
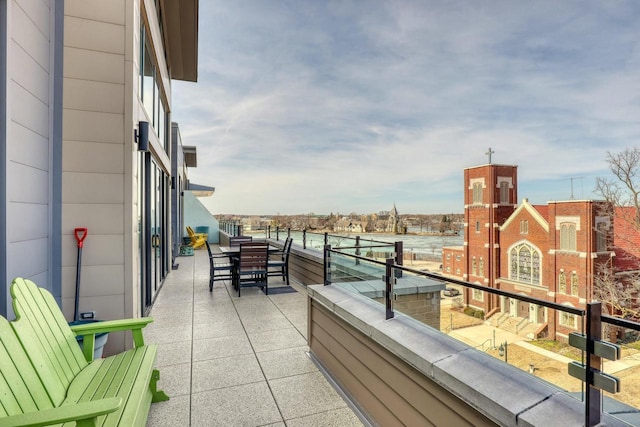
[187,182,215,197]
[162,0,199,82]
[183,145,197,167]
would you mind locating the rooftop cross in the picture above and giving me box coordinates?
[486,147,495,164]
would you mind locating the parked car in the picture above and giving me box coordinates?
[442,287,460,297]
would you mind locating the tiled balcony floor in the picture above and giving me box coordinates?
[146,248,365,426]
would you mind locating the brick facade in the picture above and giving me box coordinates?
[445,163,616,340]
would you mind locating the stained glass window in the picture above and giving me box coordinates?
[509,243,541,285]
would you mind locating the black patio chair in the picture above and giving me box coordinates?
[233,241,269,297]
[205,241,234,292]
[267,237,292,287]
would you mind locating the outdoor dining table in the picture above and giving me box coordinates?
[219,244,281,257]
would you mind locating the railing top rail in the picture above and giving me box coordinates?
[304,230,390,245]
[335,244,394,250]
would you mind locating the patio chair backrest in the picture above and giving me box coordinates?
[238,242,268,272]
[230,236,253,245]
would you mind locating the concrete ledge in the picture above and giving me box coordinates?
[308,284,631,427]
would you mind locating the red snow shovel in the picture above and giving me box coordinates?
[73,227,88,322]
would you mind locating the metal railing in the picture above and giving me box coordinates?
[323,244,640,427]
[219,221,243,236]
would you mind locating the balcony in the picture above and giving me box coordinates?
[145,245,364,426]
[146,235,640,426]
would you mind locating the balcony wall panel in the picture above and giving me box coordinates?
[309,299,496,427]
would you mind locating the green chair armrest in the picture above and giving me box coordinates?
[70,317,154,335]
[1,397,122,427]
[70,318,154,357]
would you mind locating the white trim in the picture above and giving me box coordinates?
[500,198,549,232]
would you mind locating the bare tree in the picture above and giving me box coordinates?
[595,147,640,233]
[594,147,640,330]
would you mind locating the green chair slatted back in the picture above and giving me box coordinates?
[10,277,88,406]
[0,316,54,418]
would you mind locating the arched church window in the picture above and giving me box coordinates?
[509,243,541,285]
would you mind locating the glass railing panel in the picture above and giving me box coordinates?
[599,324,640,421]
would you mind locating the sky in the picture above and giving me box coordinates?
[171,1,640,216]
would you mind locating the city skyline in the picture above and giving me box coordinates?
[171,1,640,215]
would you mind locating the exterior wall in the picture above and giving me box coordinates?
[442,246,464,279]
[61,0,174,353]
[2,0,63,317]
[184,191,220,243]
[463,165,517,312]
[62,1,130,354]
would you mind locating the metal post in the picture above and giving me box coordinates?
[324,232,328,247]
[355,236,361,265]
[586,302,602,427]
[303,229,307,249]
[395,241,403,278]
[287,228,291,239]
[238,224,243,236]
[385,258,394,320]
[267,225,271,239]
[276,226,280,241]
[324,244,332,286]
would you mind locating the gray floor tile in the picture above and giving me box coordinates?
[157,362,191,397]
[241,314,294,333]
[257,346,317,380]
[146,394,190,427]
[192,334,253,361]
[155,340,192,367]
[284,408,365,427]
[191,381,283,427]
[192,353,265,393]
[144,325,192,345]
[249,328,307,353]
[193,318,245,339]
[270,372,348,420]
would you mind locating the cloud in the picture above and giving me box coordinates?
[172,0,640,215]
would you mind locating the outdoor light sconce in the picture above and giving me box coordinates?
[135,121,149,151]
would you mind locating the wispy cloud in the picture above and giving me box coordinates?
[172,0,640,214]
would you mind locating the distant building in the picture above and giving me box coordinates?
[442,162,632,341]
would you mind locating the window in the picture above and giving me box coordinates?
[560,312,577,329]
[446,253,451,260]
[509,243,541,285]
[560,223,577,251]
[456,255,461,261]
[475,221,480,233]
[456,268,461,275]
[596,221,608,252]
[473,288,484,301]
[559,270,566,293]
[500,181,509,204]
[479,258,484,277]
[471,257,477,275]
[571,272,578,296]
[472,182,483,204]
[139,24,169,153]
[520,220,528,234]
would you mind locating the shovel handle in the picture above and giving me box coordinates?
[75,228,88,248]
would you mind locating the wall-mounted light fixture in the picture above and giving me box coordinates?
[135,121,149,151]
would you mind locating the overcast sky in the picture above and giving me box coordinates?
[172,1,640,216]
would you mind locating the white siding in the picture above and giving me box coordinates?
[5,0,54,300]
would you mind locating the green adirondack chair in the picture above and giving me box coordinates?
[0,277,168,426]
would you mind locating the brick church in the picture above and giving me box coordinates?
[442,155,639,341]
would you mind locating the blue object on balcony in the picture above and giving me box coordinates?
[195,226,209,235]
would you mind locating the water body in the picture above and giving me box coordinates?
[267,230,464,258]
